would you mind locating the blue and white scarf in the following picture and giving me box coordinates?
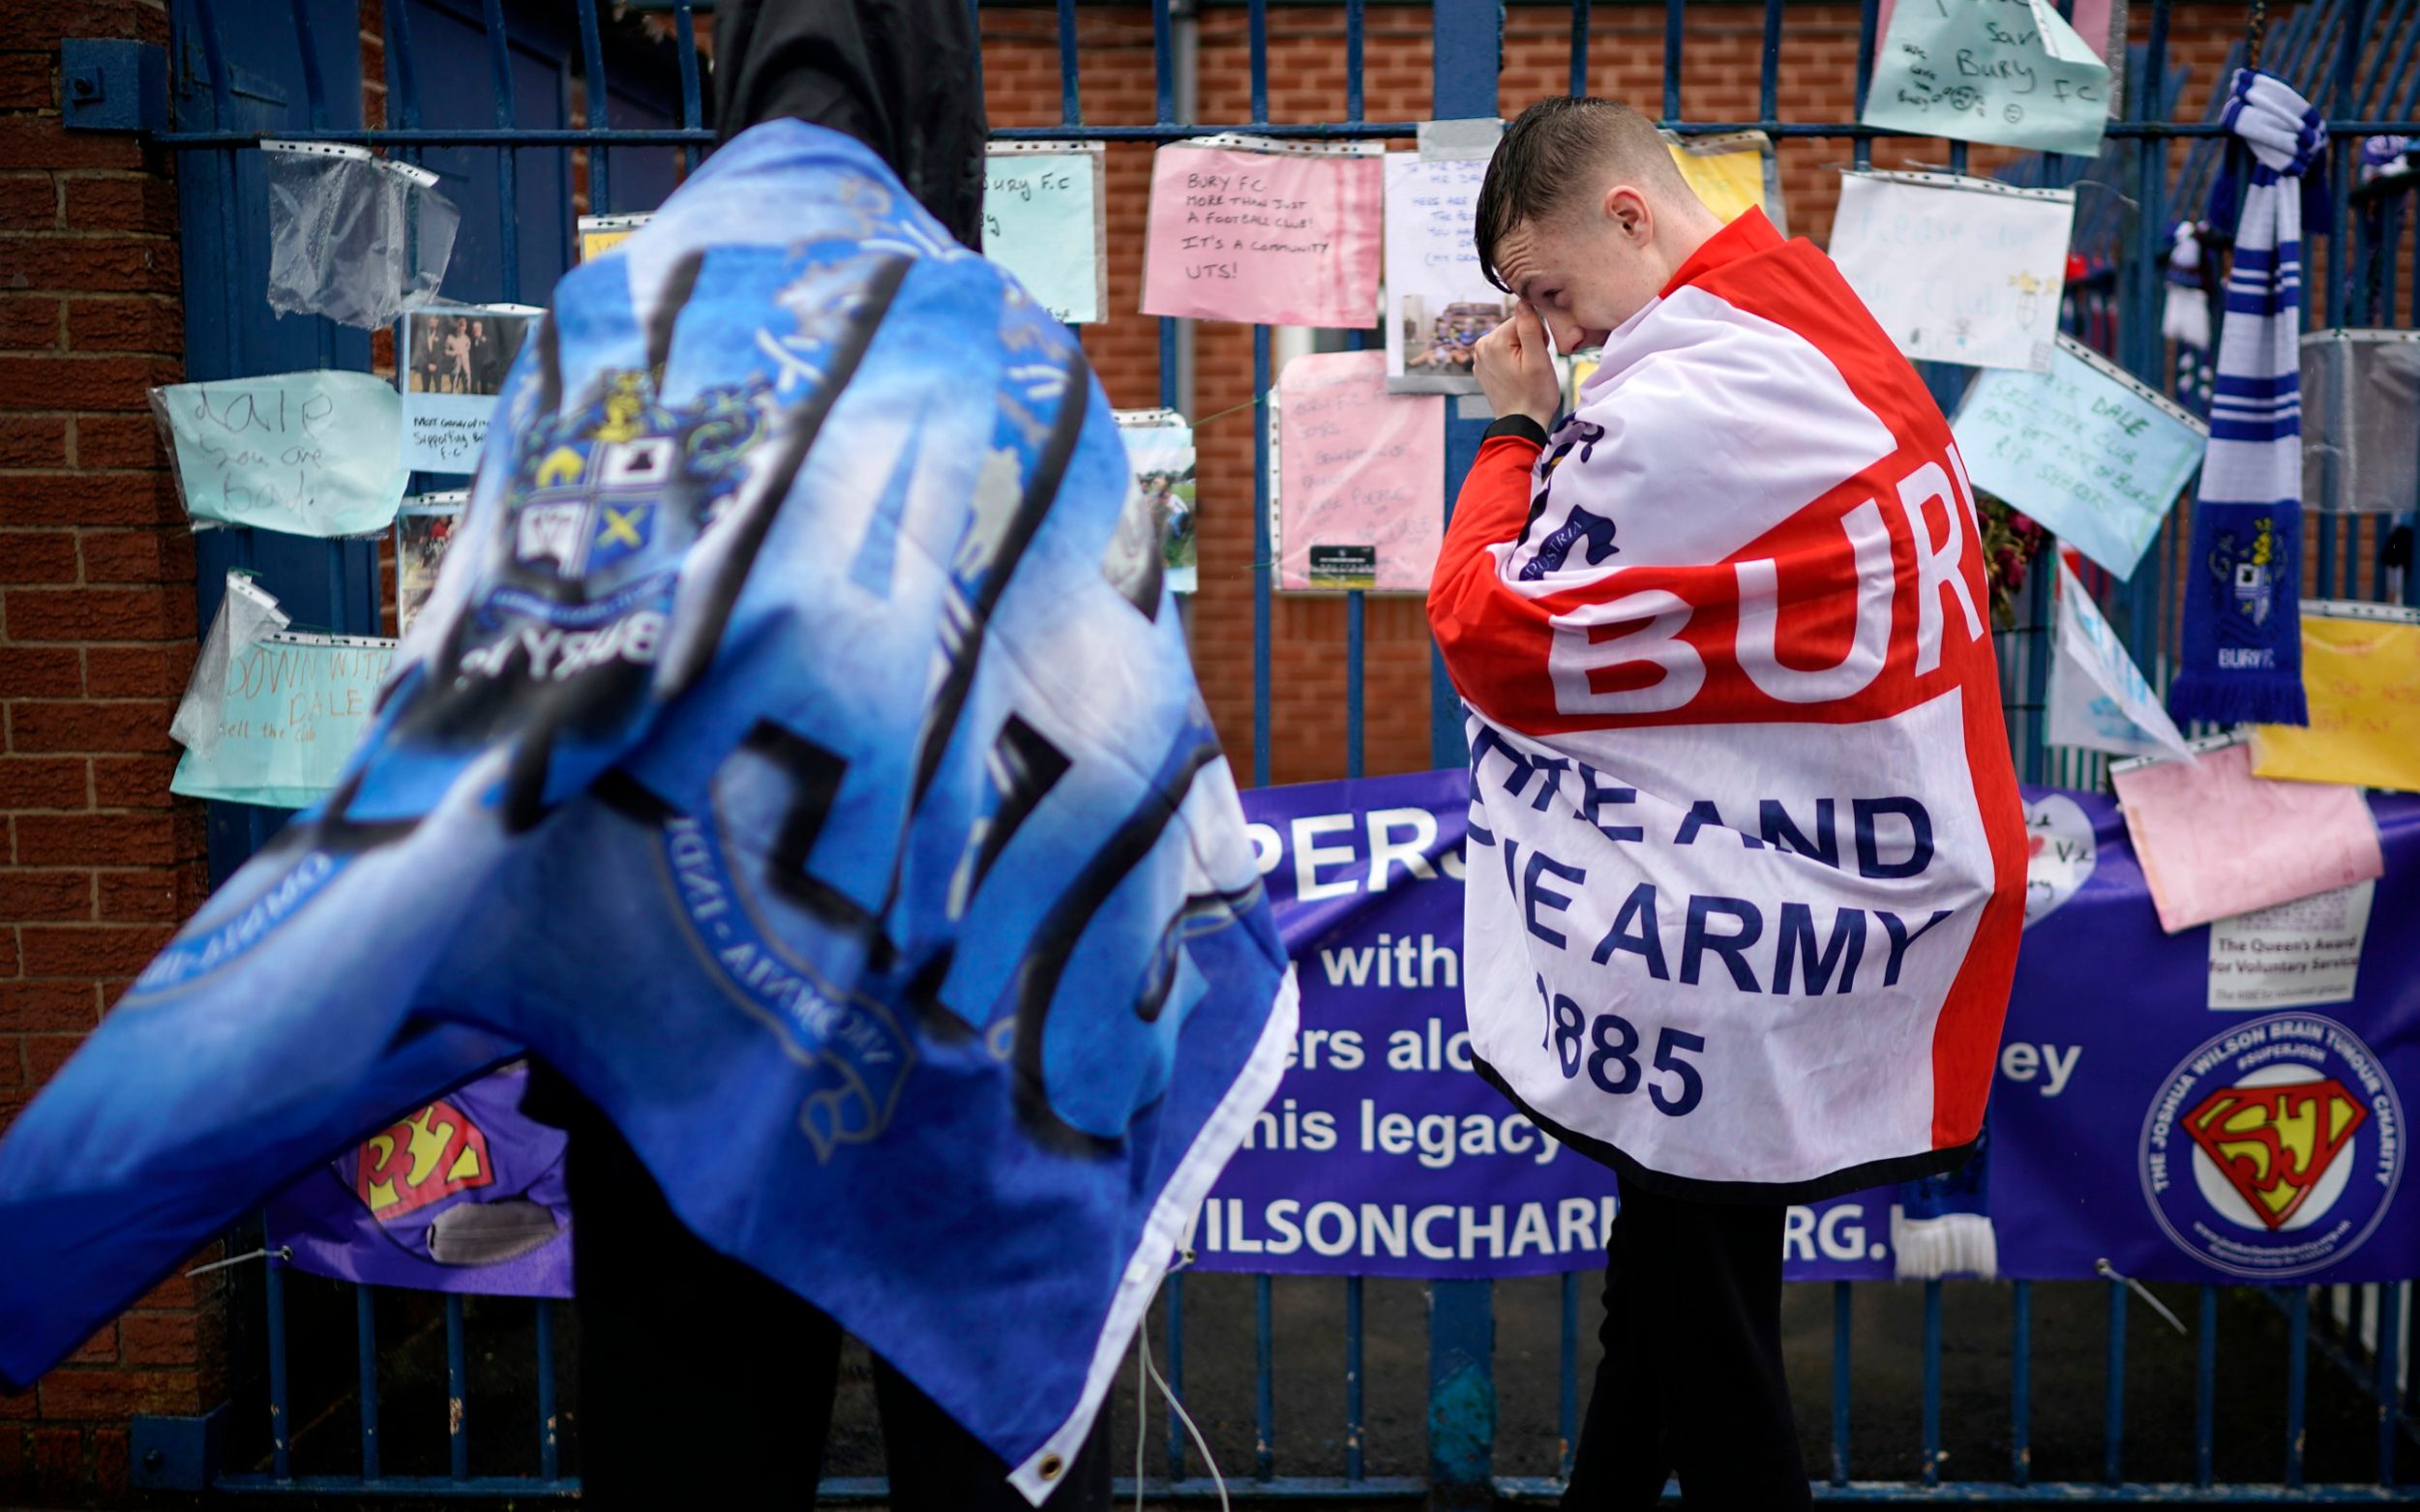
[0,122,1293,1501]
[2168,70,2325,727]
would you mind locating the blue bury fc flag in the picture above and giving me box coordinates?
[0,121,1295,1499]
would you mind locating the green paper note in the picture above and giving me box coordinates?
[171,633,396,809]
[1862,0,2112,159]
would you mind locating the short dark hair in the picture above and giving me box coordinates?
[1474,96,1688,292]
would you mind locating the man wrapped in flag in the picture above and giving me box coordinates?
[0,1,1293,1503]
[1433,97,2026,1508]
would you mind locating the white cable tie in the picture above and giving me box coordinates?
[2096,1258,2190,1336]
[186,1245,288,1277]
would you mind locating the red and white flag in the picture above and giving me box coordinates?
[1430,210,2026,1201]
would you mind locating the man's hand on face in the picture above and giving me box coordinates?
[1474,300,1563,431]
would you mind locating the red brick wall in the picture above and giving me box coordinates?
[0,2,225,1503]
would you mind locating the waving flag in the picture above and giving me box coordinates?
[0,122,1292,1501]
[1430,209,2025,1201]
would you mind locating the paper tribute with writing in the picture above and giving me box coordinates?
[1115,411,1197,596]
[2047,557,2195,760]
[577,213,651,261]
[170,632,398,810]
[396,490,467,639]
[1384,154,1507,394]
[1953,334,2207,578]
[152,371,409,537]
[1828,171,2074,372]
[2110,735,2385,934]
[1143,135,1384,329]
[1864,0,2114,158]
[170,573,290,759]
[2251,602,2420,794]
[399,303,542,475]
[985,142,1107,325]
[2207,879,2375,1011]
[1270,349,1445,592]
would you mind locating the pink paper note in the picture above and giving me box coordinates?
[1142,145,1383,328]
[1274,349,1444,592]
[2110,741,2384,934]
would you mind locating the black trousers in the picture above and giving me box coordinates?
[551,1081,1113,1510]
[1562,1180,1812,1510]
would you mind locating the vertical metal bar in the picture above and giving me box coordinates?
[1831,1281,1852,1487]
[481,0,522,305]
[1347,0,1366,121]
[2105,1277,2127,1487]
[2378,1279,2404,1486]
[1661,0,1684,121]
[266,1256,291,1480]
[1559,1270,1579,1481]
[2196,1286,2219,1488]
[2287,1287,2310,1489]
[2012,1280,2033,1487]
[1056,0,1082,125]
[1164,1278,1185,1482]
[674,1,702,174]
[446,1292,469,1480]
[536,1298,559,1481]
[1153,0,1176,124]
[1345,1276,1365,1482]
[1569,0,1590,97]
[1255,1274,1275,1480]
[1758,0,1782,125]
[1253,325,1273,787]
[1249,0,1269,125]
[1921,1281,1943,1488]
[356,1286,380,1480]
[1852,0,1880,170]
[578,0,612,214]
[286,0,328,130]
[1346,594,1365,776]
[1427,1280,1496,1509]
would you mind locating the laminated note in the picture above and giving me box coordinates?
[1828,171,2074,372]
[1271,349,1444,592]
[1865,0,2114,158]
[2110,736,2383,934]
[2251,604,2420,794]
[153,371,409,537]
[399,304,542,475]
[1383,153,1508,394]
[1952,334,2206,578]
[1664,131,1786,234]
[1116,411,1198,596]
[984,143,1107,325]
[577,213,651,260]
[395,490,467,639]
[2047,557,2195,760]
[170,633,398,810]
[1142,136,1383,329]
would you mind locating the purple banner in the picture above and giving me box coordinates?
[1213,771,1896,1280]
[265,1062,572,1297]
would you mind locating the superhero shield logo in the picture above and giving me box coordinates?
[2140,1013,2405,1279]
[356,1098,493,1221]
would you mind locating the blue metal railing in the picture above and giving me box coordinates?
[138,0,2420,1504]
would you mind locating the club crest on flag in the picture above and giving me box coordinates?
[356,1098,494,1221]
[2140,1013,2404,1277]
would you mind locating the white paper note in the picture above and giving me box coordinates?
[1828,172,2075,372]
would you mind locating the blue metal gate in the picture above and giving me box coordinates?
[80,0,2420,1501]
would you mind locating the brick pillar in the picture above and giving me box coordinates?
[0,3,224,1503]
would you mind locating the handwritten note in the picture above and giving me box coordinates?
[1143,140,1383,329]
[1864,0,2113,158]
[154,371,407,537]
[1828,171,2074,372]
[577,213,650,261]
[1272,349,1444,592]
[1666,132,1785,231]
[399,305,539,476]
[1954,335,2207,578]
[1384,154,1507,393]
[2047,558,2195,760]
[985,144,1106,325]
[170,633,397,809]
[2251,607,2420,793]
[2111,738,2384,934]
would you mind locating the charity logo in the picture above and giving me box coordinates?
[356,1100,494,1222]
[2140,1013,2403,1279]
[2021,793,2095,928]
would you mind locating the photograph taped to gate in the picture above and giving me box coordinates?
[2138,1012,2405,1279]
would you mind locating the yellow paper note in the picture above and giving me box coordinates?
[1664,132,1784,231]
[2251,609,2420,793]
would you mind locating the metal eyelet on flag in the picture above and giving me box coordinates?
[1038,1454,1064,1480]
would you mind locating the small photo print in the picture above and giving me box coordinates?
[404,310,533,398]
[397,498,463,637]
[1401,296,1507,379]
